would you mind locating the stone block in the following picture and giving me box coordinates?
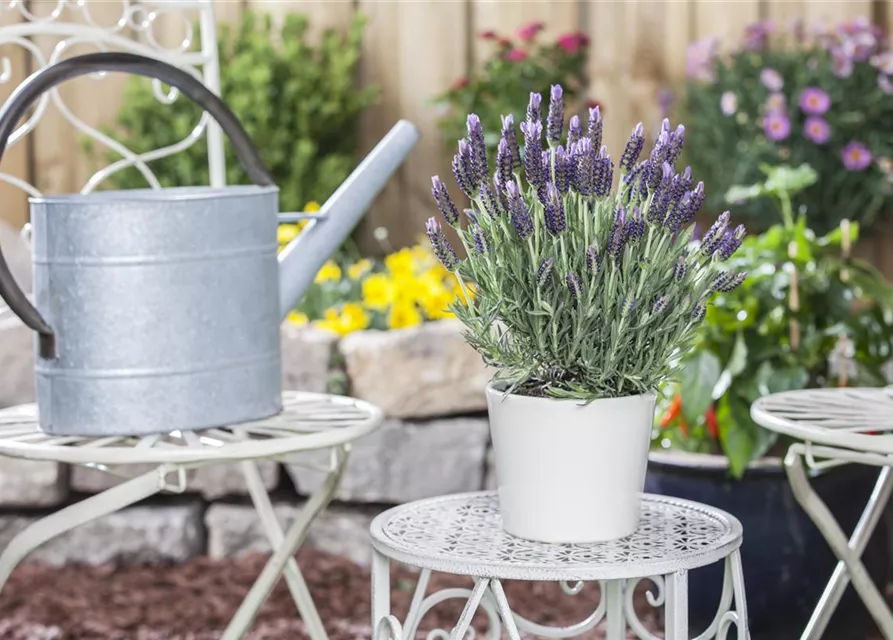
[286,417,489,503]
[281,325,338,394]
[205,501,378,565]
[71,460,279,499]
[339,319,492,419]
[0,499,204,566]
[0,457,67,507]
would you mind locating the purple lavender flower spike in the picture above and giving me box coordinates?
[623,160,646,186]
[567,115,582,148]
[553,146,572,194]
[717,224,746,260]
[586,245,602,274]
[653,296,670,314]
[520,120,546,188]
[620,123,645,172]
[609,206,627,259]
[587,106,603,150]
[544,182,566,235]
[506,181,534,239]
[596,150,614,197]
[463,208,478,225]
[547,85,564,144]
[537,258,555,287]
[431,175,459,226]
[684,182,706,221]
[701,211,731,256]
[646,163,675,224]
[666,124,685,166]
[479,180,500,218]
[452,139,476,197]
[713,271,746,293]
[466,114,488,182]
[626,207,645,242]
[501,114,521,169]
[527,92,543,123]
[471,225,491,254]
[497,137,514,188]
[666,192,692,232]
[492,174,509,211]
[691,302,707,322]
[572,138,595,195]
[674,256,687,281]
[566,272,582,299]
[646,131,671,188]
[425,218,459,270]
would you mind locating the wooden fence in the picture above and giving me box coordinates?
[1,0,893,259]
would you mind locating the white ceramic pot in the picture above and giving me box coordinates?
[486,382,657,543]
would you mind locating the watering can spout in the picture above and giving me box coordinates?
[277,119,420,321]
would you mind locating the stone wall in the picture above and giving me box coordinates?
[0,317,497,568]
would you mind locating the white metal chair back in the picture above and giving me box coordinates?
[0,0,226,200]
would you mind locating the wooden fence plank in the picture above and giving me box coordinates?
[0,9,31,228]
[30,2,132,196]
[801,0,873,25]
[694,0,761,50]
[244,0,354,41]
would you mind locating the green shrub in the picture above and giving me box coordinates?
[87,10,379,213]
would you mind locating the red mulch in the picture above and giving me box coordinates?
[0,548,662,639]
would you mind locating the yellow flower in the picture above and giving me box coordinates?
[314,303,370,336]
[385,248,416,278]
[387,300,422,330]
[391,273,427,305]
[315,260,342,284]
[362,273,394,310]
[348,258,373,280]
[421,290,456,320]
[304,201,322,212]
[278,224,300,246]
[287,310,309,326]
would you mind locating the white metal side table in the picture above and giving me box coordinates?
[751,386,893,640]
[0,390,383,640]
[370,491,750,640]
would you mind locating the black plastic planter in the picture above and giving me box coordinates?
[645,450,889,640]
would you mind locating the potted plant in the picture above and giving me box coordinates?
[680,17,893,234]
[425,85,745,543]
[649,163,893,637]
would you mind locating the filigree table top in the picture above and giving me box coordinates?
[371,491,742,581]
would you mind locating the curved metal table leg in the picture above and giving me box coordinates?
[0,466,165,591]
[221,445,349,640]
[785,446,893,639]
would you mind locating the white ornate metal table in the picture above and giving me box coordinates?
[751,386,893,640]
[370,491,749,640]
[0,390,382,640]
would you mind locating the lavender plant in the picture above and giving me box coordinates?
[426,86,747,401]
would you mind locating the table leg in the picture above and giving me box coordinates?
[0,467,164,591]
[603,580,625,640]
[785,447,893,639]
[240,459,328,640]
[664,570,689,640]
[372,548,392,634]
[221,445,348,640]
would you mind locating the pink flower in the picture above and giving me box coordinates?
[518,21,544,42]
[557,32,589,54]
[871,52,893,75]
[505,48,528,62]
[451,77,469,91]
[720,91,738,116]
[842,141,873,171]
[765,92,786,114]
[799,87,831,115]
[879,75,893,95]
[832,48,854,78]
[760,68,784,92]
[763,111,791,141]
[480,30,497,40]
[803,117,830,144]
[686,37,718,82]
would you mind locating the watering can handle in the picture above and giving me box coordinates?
[0,52,276,360]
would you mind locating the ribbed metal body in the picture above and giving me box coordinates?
[30,185,282,436]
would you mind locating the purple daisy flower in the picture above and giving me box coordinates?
[720,91,738,116]
[763,111,791,141]
[803,117,830,145]
[799,87,831,115]
[759,68,784,92]
[879,75,893,95]
[842,142,873,172]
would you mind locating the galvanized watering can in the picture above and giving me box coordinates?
[0,52,420,437]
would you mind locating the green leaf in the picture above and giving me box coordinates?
[726,332,748,377]
[724,184,765,205]
[759,363,810,395]
[679,351,722,425]
[717,393,778,478]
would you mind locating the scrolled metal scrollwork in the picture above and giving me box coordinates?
[623,575,665,640]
